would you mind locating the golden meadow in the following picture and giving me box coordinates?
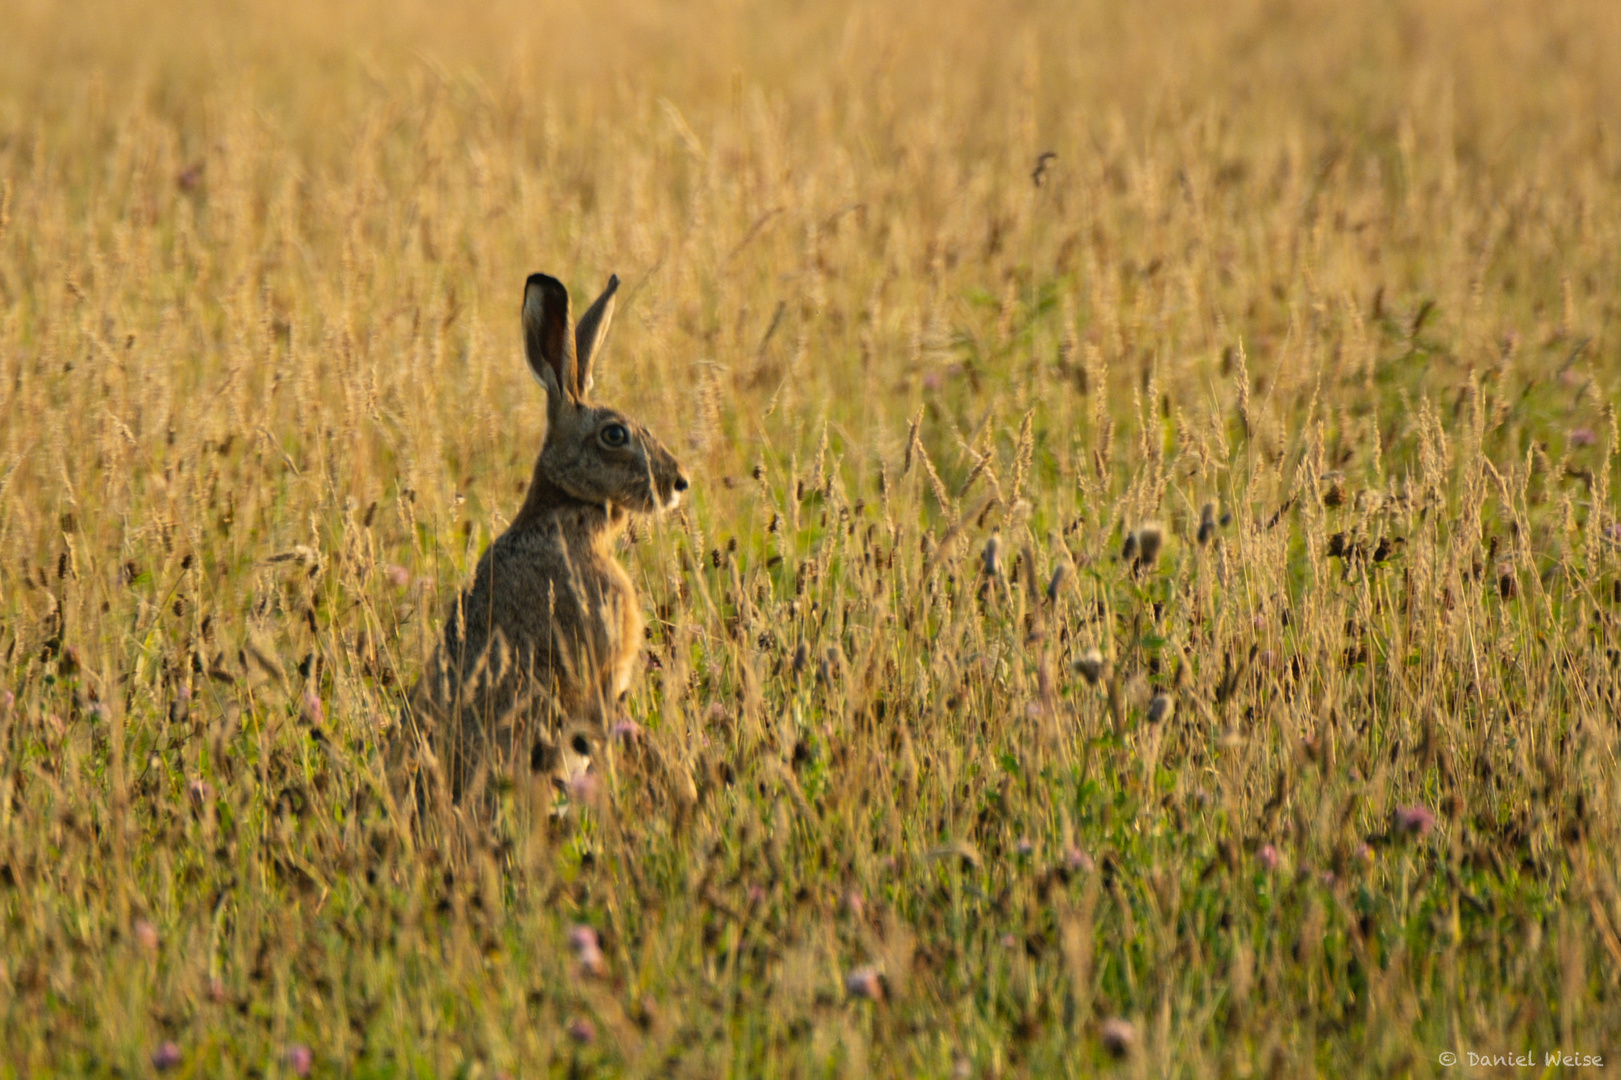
[1,0,1619,1074]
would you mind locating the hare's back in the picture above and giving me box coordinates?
[450,530,578,663]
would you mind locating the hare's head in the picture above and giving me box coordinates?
[521,273,689,515]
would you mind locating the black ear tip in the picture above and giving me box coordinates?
[523,273,569,308]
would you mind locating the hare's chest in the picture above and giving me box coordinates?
[590,560,643,699]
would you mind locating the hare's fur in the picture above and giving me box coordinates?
[403,272,687,801]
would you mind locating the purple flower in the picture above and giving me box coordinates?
[1394,805,1437,837]
[302,692,324,725]
[1063,845,1096,873]
[565,770,600,806]
[609,720,643,746]
[567,1017,596,1044]
[845,967,885,1001]
[134,919,159,951]
[1256,844,1279,871]
[1099,1017,1135,1058]
[569,925,605,977]
[1569,427,1598,447]
[285,1044,313,1077]
[151,1042,182,1071]
[385,564,411,588]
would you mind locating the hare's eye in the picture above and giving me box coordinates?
[600,423,630,448]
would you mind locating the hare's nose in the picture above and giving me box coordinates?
[674,474,689,492]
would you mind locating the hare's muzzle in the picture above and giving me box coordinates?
[661,468,691,511]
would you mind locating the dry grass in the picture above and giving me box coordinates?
[2,0,1621,1075]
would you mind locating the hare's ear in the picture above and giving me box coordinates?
[573,274,619,397]
[522,274,577,405]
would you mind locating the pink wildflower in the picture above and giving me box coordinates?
[284,1045,313,1077]
[845,967,885,1001]
[569,925,605,977]
[1100,1017,1136,1058]
[1394,805,1437,837]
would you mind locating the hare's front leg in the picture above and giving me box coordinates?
[601,575,644,711]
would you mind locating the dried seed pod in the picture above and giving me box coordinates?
[1100,1017,1136,1058]
[1135,522,1163,568]
[1073,647,1106,685]
[1146,692,1174,724]
[1120,531,1138,563]
[1197,502,1217,545]
[1321,471,1346,508]
[1497,562,1518,600]
[1045,563,1069,602]
[982,534,1002,577]
[845,967,885,1001]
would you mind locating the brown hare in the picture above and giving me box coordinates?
[402,272,688,804]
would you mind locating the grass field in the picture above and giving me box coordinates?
[3,0,1621,1075]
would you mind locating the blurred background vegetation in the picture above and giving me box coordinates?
[1,0,1619,1076]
